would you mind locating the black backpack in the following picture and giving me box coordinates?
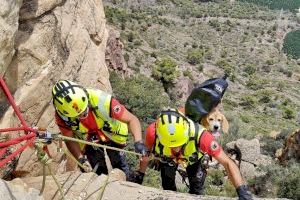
[185,75,228,122]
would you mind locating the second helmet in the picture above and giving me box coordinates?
[156,110,190,147]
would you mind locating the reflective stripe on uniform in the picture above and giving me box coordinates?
[58,89,128,146]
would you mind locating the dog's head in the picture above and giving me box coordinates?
[201,109,229,137]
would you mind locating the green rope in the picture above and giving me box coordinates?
[39,164,46,195]
[104,148,112,173]
[58,135,142,156]
[97,175,110,200]
[83,179,118,200]
[56,134,166,165]
[35,142,51,196]
[48,164,65,200]
[51,172,73,200]
[57,137,115,199]
[34,133,172,199]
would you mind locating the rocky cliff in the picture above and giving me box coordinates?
[0,0,110,177]
[0,0,298,199]
[0,171,287,200]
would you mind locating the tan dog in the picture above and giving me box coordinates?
[201,109,229,168]
[201,109,229,138]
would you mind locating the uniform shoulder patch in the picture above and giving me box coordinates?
[113,105,121,114]
[210,141,219,151]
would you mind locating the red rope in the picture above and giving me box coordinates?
[0,78,29,129]
[0,77,38,167]
[0,132,36,148]
[0,147,8,158]
[0,127,37,133]
[0,137,35,168]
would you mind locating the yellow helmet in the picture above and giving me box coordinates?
[156,110,190,147]
[52,80,88,118]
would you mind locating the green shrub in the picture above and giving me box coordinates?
[283,108,295,119]
[205,169,236,197]
[220,117,244,145]
[133,57,143,71]
[150,52,157,58]
[250,161,300,199]
[197,64,204,72]
[282,98,290,106]
[104,6,131,28]
[255,89,275,104]
[143,168,161,189]
[215,59,231,69]
[183,70,193,79]
[246,76,266,90]
[152,57,179,90]
[124,53,130,62]
[192,43,198,49]
[266,59,275,65]
[240,114,251,123]
[208,19,221,30]
[260,135,284,157]
[244,65,256,75]
[220,49,228,58]
[279,67,293,77]
[239,95,258,109]
[186,49,205,65]
[276,81,286,91]
[215,59,236,81]
[278,164,300,199]
[127,31,137,42]
[110,72,170,124]
[133,40,142,46]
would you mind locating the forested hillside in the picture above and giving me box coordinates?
[104,0,300,198]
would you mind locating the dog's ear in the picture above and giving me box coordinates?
[221,114,229,133]
[200,116,209,130]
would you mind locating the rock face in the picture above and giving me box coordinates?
[2,171,289,200]
[0,0,110,178]
[168,76,193,106]
[105,26,130,77]
[0,0,23,116]
[5,171,237,200]
[0,0,22,76]
[0,178,42,200]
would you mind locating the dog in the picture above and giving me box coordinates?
[201,109,229,168]
[201,108,229,138]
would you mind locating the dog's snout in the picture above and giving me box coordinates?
[214,125,219,130]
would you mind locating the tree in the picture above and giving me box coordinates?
[110,72,170,124]
[152,57,179,90]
